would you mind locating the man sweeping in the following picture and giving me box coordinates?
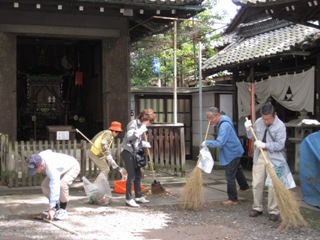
[26,150,80,220]
[202,107,249,205]
[244,101,294,222]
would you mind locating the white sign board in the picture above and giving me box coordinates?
[56,131,70,140]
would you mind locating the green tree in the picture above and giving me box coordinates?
[130,0,227,87]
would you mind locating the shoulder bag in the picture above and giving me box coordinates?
[131,142,147,168]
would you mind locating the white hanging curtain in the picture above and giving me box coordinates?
[237,66,315,118]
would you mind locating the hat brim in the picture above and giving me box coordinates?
[27,167,38,176]
[109,127,123,132]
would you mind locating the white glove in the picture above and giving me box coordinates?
[119,167,128,180]
[135,124,148,136]
[254,140,266,149]
[106,154,113,161]
[201,141,207,147]
[141,141,151,148]
[244,119,252,131]
[107,154,119,169]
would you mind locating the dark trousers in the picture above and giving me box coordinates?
[225,157,249,200]
[121,149,142,200]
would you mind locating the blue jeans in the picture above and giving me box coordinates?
[121,149,143,200]
[225,157,249,201]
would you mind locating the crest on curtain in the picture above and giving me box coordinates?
[237,67,314,118]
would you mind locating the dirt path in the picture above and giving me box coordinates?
[1,200,319,240]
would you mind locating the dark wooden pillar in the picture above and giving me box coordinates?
[316,54,320,120]
[232,69,239,128]
[0,32,16,140]
[102,37,130,133]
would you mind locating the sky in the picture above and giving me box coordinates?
[213,0,240,30]
[215,0,239,21]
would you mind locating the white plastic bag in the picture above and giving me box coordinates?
[265,161,296,189]
[197,146,214,174]
[82,172,113,206]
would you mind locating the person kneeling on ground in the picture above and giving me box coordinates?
[26,150,80,220]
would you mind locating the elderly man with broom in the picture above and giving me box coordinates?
[202,107,249,205]
[244,101,294,222]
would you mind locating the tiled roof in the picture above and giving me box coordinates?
[203,23,320,75]
[83,0,202,5]
[213,18,288,49]
[232,0,286,5]
[231,0,320,26]
[0,0,204,43]
[211,33,238,49]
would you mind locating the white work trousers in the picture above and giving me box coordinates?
[252,152,279,215]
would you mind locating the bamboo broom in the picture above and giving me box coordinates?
[246,117,307,230]
[180,121,211,210]
[143,132,166,194]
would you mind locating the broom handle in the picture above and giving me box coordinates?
[245,117,270,165]
[196,121,211,164]
[76,128,107,157]
[143,132,156,178]
[204,120,211,142]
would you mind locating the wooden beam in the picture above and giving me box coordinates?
[0,24,120,38]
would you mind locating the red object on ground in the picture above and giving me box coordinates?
[113,180,145,194]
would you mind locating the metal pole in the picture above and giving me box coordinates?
[199,41,203,145]
[173,20,177,124]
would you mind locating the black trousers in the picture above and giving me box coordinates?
[121,149,143,200]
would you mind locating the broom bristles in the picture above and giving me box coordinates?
[180,167,204,210]
[266,163,308,230]
[151,180,166,194]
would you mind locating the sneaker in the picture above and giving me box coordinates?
[221,199,239,205]
[249,210,262,217]
[268,214,279,222]
[54,209,68,220]
[238,187,250,193]
[125,199,140,208]
[135,197,150,204]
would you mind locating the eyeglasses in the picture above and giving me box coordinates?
[208,114,218,121]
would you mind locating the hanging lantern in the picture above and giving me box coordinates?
[75,71,83,86]
[75,52,83,86]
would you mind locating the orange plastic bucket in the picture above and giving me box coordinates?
[113,180,145,194]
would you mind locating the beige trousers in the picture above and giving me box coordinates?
[88,150,110,178]
[252,152,279,215]
[41,164,80,203]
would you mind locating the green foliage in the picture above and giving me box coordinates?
[130,52,155,86]
[130,0,227,87]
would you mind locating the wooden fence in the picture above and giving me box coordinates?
[147,123,186,175]
[0,124,185,188]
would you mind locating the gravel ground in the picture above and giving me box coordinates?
[0,195,319,240]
